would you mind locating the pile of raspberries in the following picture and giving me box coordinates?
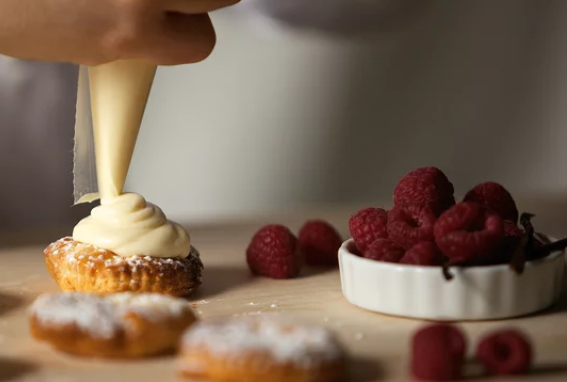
[246,219,343,279]
[349,166,523,266]
[411,323,532,380]
[245,166,526,278]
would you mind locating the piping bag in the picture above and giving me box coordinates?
[73,60,157,204]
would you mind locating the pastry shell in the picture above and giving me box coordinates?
[44,237,203,297]
[178,317,346,382]
[30,292,197,358]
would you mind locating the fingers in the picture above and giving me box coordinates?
[102,0,237,65]
[141,12,216,65]
[163,0,240,14]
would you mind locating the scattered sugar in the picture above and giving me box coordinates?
[44,238,202,277]
[30,292,193,339]
[182,317,344,368]
[270,304,278,308]
[247,302,259,306]
[194,300,210,305]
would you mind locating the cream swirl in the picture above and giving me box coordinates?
[73,193,191,258]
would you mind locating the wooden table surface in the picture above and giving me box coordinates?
[1,204,567,382]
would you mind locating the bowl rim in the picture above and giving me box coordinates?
[339,238,565,274]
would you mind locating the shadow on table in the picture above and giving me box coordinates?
[0,292,23,316]
[528,363,567,378]
[536,268,567,316]
[191,266,253,299]
[463,360,567,380]
[0,358,37,381]
[349,356,383,382]
[301,267,337,278]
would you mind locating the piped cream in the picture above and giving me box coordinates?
[73,193,191,258]
[72,60,191,258]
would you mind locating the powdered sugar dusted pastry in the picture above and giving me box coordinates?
[63,61,202,296]
[44,237,203,296]
[29,292,197,358]
[178,317,346,382]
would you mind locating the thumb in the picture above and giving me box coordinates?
[141,13,216,65]
[164,0,241,14]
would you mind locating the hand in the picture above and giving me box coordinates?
[0,0,239,65]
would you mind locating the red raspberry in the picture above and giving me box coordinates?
[347,240,363,256]
[388,204,436,249]
[463,181,519,223]
[476,329,532,376]
[348,207,389,252]
[246,224,302,279]
[393,167,455,216]
[434,202,504,263]
[468,220,525,266]
[298,220,342,267]
[363,238,405,263]
[400,242,445,266]
[411,323,467,381]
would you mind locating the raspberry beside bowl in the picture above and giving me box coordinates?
[338,239,565,321]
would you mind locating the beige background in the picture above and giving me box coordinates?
[129,0,567,223]
[1,0,567,229]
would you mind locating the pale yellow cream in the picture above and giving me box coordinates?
[89,60,155,199]
[73,193,191,258]
[72,60,191,258]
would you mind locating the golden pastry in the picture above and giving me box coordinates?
[178,317,347,382]
[58,62,202,296]
[29,292,197,358]
[44,237,203,296]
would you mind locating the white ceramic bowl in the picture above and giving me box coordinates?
[339,239,566,321]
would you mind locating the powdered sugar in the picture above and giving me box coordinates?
[44,237,201,274]
[181,317,344,368]
[30,292,193,339]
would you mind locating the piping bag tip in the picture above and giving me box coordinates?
[72,61,157,205]
[75,193,101,205]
